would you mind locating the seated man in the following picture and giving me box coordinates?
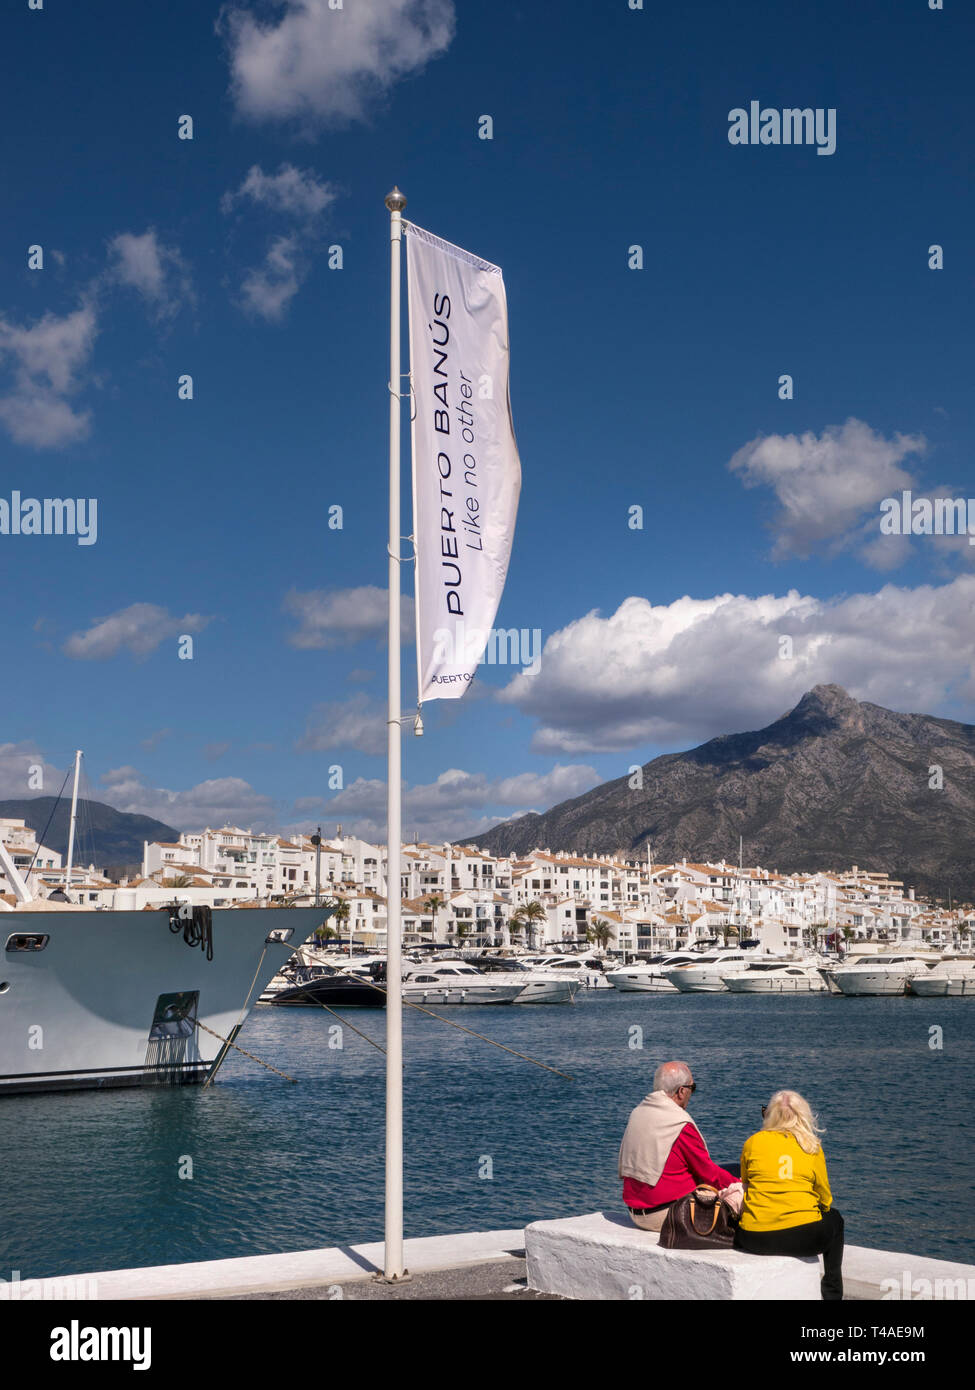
[618,1059,742,1231]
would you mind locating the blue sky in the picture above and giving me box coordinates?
[2,0,973,844]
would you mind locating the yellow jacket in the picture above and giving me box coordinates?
[739,1130,833,1232]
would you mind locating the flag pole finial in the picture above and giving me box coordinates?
[385,186,407,213]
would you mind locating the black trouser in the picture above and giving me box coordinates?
[733,1209,844,1301]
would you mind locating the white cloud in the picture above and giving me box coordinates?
[0,304,97,448]
[222,165,340,321]
[100,766,279,831]
[239,234,303,321]
[729,418,926,563]
[285,586,414,648]
[63,604,211,661]
[313,762,600,844]
[222,0,455,127]
[499,577,975,752]
[299,696,386,756]
[222,163,338,219]
[140,728,172,753]
[0,742,64,800]
[106,229,193,319]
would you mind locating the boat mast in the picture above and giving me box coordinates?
[64,749,82,893]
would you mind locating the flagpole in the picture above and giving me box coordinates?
[383,184,407,1282]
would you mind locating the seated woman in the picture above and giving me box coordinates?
[734,1089,844,1301]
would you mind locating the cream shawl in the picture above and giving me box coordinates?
[618,1090,709,1187]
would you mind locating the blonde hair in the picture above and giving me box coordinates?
[762,1089,824,1155]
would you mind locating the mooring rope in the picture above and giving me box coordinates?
[308,998,387,1054]
[323,966,575,1081]
[192,1013,298,1085]
[192,953,574,1085]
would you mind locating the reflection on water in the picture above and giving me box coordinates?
[1,993,972,1279]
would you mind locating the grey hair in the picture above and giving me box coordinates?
[654,1060,693,1094]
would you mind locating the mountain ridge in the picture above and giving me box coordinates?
[460,686,975,900]
[0,797,178,874]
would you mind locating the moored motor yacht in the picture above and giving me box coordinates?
[400,961,524,1004]
[721,960,827,993]
[909,958,975,997]
[470,956,582,1002]
[519,952,611,988]
[605,952,700,993]
[263,962,387,1008]
[663,949,759,993]
[826,952,939,997]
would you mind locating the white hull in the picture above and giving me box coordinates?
[910,975,975,997]
[834,975,911,996]
[512,979,580,1003]
[401,982,522,1005]
[0,907,326,1095]
[725,975,826,994]
[605,973,678,993]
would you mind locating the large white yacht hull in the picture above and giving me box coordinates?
[0,907,327,1095]
[401,982,523,1005]
[724,975,826,994]
[512,978,581,1003]
[832,972,918,996]
[605,972,678,993]
[666,973,729,993]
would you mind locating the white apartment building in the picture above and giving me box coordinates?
[0,818,62,901]
[133,825,972,954]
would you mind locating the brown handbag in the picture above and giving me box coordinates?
[658,1185,737,1250]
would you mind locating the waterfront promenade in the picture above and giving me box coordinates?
[28,1225,975,1303]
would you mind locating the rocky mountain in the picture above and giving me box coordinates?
[462,686,975,901]
[0,797,178,875]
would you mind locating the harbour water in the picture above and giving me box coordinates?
[2,991,972,1281]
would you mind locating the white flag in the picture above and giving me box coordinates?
[406,222,521,702]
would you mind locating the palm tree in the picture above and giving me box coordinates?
[324,897,350,953]
[588,916,615,952]
[513,900,547,951]
[163,872,195,888]
[423,894,446,943]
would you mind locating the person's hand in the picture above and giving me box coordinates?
[718,1182,744,1216]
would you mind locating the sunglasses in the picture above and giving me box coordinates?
[680,1082,697,1093]
[761,1105,767,1117]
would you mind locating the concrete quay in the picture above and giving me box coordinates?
[25,1222,975,1302]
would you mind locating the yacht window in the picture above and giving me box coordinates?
[414,975,439,983]
[437,968,459,976]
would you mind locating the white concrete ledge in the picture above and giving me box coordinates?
[25,1229,526,1301]
[20,1218,975,1302]
[525,1212,975,1301]
[526,1212,821,1301]
[843,1245,975,1301]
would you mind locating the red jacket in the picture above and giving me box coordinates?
[623,1123,737,1208]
